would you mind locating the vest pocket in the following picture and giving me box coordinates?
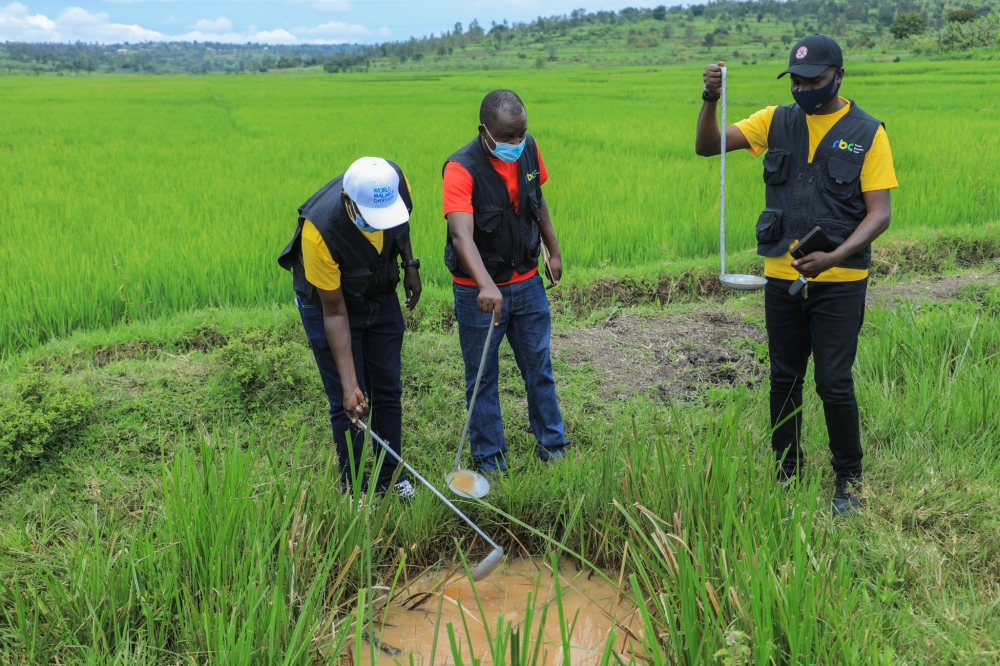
[755,208,783,243]
[473,206,504,234]
[479,251,506,276]
[341,267,373,297]
[822,156,862,197]
[762,149,791,185]
[814,218,855,246]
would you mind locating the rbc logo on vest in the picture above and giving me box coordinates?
[525,169,540,183]
[831,139,864,155]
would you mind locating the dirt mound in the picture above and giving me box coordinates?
[552,310,766,400]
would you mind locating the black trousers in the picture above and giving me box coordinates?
[297,293,405,492]
[765,278,867,477]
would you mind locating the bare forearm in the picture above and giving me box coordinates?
[452,236,495,289]
[448,214,496,290]
[695,101,722,156]
[834,190,891,263]
[832,212,890,264]
[400,240,414,263]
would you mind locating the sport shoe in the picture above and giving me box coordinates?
[776,461,801,486]
[832,474,863,518]
[394,479,416,503]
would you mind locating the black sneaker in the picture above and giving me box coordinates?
[832,474,864,518]
[776,460,801,486]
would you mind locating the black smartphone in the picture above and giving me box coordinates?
[788,227,838,296]
[791,226,838,259]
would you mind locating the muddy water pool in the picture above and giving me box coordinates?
[359,558,644,666]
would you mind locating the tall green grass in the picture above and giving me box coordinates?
[2,60,999,352]
[3,285,998,662]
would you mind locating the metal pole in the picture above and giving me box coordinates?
[719,66,727,278]
[453,313,496,473]
[358,420,502,553]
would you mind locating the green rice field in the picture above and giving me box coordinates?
[1,60,998,353]
[2,57,1000,665]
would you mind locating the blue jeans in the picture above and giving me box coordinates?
[297,293,405,491]
[453,274,569,473]
[765,278,867,477]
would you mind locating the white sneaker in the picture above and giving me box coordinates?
[394,479,416,502]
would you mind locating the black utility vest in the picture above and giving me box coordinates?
[278,162,412,313]
[443,135,543,284]
[754,101,883,270]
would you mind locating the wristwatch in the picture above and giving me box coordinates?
[702,86,721,103]
[401,258,420,270]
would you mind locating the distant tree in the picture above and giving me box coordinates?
[454,22,463,34]
[946,8,979,23]
[653,5,667,21]
[704,32,715,47]
[890,11,926,39]
[691,5,705,17]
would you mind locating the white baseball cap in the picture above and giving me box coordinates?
[342,157,409,230]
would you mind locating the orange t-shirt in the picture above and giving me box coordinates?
[443,142,548,286]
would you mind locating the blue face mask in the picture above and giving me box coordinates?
[792,73,841,115]
[483,126,526,163]
[349,202,379,233]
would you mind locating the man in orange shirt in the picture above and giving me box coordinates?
[696,35,897,517]
[443,89,570,474]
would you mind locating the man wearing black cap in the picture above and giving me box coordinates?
[695,35,898,517]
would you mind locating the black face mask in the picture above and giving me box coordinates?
[792,73,841,115]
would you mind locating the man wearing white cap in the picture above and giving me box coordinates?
[279,157,421,498]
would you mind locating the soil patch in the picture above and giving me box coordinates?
[868,267,1000,308]
[552,310,766,400]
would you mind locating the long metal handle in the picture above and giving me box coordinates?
[719,66,727,278]
[358,420,502,552]
[453,313,496,473]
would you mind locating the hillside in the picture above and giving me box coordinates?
[1,0,997,75]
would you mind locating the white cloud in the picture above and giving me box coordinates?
[314,0,350,11]
[246,28,298,44]
[377,26,391,37]
[300,20,370,41]
[0,3,163,41]
[0,3,374,44]
[191,16,232,32]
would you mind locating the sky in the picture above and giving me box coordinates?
[0,0,681,45]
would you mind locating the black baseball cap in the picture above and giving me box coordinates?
[778,34,843,79]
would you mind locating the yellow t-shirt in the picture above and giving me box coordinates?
[734,98,898,282]
[300,175,410,291]
[301,217,382,291]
